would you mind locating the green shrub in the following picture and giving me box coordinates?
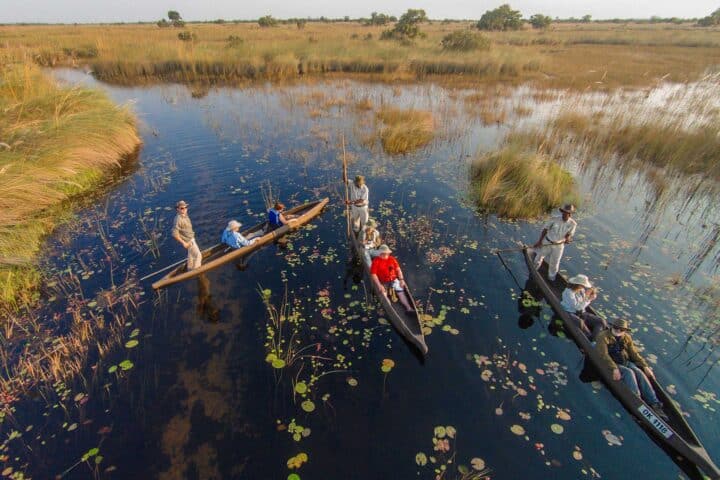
[258,15,277,28]
[177,31,196,42]
[477,4,523,31]
[226,35,243,47]
[441,30,490,51]
[530,14,552,29]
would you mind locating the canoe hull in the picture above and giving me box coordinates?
[152,198,329,290]
[522,247,719,479]
[349,233,428,356]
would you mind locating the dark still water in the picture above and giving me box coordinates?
[4,70,719,479]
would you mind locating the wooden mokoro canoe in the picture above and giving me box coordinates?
[151,198,329,290]
[523,247,720,479]
[349,232,428,356]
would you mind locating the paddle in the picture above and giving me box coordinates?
[139,257,186,281]
[488,240,575,254]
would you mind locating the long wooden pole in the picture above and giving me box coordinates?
[139,257,187,281]
[342,135,351,237]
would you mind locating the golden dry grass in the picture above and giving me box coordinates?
[0,63,140,307]
[376,107,435,155]
[1,22,718,89]
[470,144,580,218]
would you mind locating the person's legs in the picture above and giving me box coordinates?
[351,207,361,233]
[618,365,641,397]
[532,245,549,270]
[354,206,369,232]
[627,364,660,404]
[391,279,414,312]
[546,244,565,281]
[569,313,592,338]
[579,312,607,340]
[187,239,202,270]
[362,249,372,267]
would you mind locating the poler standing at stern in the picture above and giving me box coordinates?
[533,204,577,281]
[172,200,201,270]
[346,175,369,234]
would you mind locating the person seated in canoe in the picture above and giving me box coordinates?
[560,274,607,340]
[595,319,668,419]
[370,244,415,314]
[358,219,381,266]
[221,220,260,249]
[267,202,297,231]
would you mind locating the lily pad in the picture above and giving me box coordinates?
[415,452,427,466]
[550,424,564,434]
[301,400,315,412]
[510,424,525,436]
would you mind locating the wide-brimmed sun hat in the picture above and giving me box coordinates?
[366,219,377,228]
[176,200,189,208]
[377,244,392,254]
[568,274,592,289]
[611,319,632,332]
[355,175,365,184]
[227,220,241,230]
[559,204,576,214]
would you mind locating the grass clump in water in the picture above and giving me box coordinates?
[0,63,141,308]
[470,145,579,218]
[376,107,435,155]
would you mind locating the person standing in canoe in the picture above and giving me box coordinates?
[221,220,260,249]
[358,219,381,266]
[346,175,369,234]
[370,244,414,313]
[533,204,577,282]
[267,202,297,230]
[172,200,202,270]
[560,274,607,340]
[595,319,667,418]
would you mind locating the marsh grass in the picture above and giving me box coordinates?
[3,22,719,88]
[0,63,141,308]
[376,107,435,155]
[514,76,720,180]
[469,145,579,218]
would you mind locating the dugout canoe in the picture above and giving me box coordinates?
[151,198,329,290]
[349,232,428,356]
[522,247,720,479]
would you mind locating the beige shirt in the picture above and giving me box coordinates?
[349,183,369,208]
[544,216,577,244]
[172,213,195,242]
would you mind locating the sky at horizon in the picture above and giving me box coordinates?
[0,0,717,24]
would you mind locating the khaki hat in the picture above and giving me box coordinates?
[366,219,377,228]
[227,220,241,230]
[176,200,189,208]
[354,175,365,184]
[568,274,592,289]
[560,204,576,214]
[611,319,632,332]
[377,244,392,254]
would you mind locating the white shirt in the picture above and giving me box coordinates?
[544,216,577,244]
[349,183,369,208]
[561,288,591,312]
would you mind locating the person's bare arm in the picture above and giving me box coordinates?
[371,274,387,296]
[533,228,548,248]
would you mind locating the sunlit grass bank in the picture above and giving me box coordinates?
[0,64,141,308]
[2,22,720,89]
[469,145,579,218]
[376,107,435,155]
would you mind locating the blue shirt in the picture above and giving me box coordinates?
[268,208,283,227]
[221,229,253,249]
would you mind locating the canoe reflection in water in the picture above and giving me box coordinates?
[197,274,219,323]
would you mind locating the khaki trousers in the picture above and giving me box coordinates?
[187,239,202,270]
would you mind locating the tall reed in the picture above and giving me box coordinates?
[0,63,141,307]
